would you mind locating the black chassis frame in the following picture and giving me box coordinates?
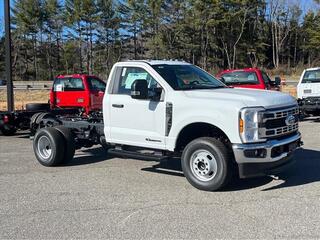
[0,108,79,132]
[298,97,320,114]
[39,114,105,149]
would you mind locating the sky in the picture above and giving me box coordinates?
[0,0,319,34]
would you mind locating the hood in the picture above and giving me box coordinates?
[297,82,320,99]
[183,88,297,109]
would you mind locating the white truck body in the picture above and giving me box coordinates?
[103,60,300,168]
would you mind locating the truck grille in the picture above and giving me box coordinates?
[260,106,299,138]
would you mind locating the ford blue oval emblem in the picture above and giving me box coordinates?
[285,115,295,126]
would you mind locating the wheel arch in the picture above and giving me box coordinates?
[174,122,232,152]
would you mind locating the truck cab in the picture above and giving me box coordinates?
[50,74,106,114]
[297,67,320,117]
[217,68,280,90]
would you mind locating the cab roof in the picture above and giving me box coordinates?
[55,74,100,79]
[121,60,191,65]
[304,67,320,71]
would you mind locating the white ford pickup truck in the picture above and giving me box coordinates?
[31,60,302,191]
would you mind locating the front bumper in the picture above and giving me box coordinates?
[232,133,302,178]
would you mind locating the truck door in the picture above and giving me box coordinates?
[87,77,106,111]
[108,66,166,149]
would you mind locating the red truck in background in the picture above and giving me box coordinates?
[50,74,106,114]
[216,68,281,90]
[1,74,106,136]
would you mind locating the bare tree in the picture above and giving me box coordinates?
[270,0,291,69]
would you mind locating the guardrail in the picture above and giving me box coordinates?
[0,82,52,90]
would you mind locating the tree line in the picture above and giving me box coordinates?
[0,0,320,81]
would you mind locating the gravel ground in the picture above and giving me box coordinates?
[0,119,319,239]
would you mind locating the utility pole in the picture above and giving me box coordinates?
[4,0,14,111]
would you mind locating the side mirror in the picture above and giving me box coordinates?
[274,76,281,86]
[131,79,148,99]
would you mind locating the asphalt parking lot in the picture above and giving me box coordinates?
[0,119,320,239]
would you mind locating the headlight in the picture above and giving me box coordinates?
[239,107,265,143]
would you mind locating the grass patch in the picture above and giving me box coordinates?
[0,90,50,111]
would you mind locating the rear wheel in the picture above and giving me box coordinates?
[181,137,232,191]
[33,127,65,166]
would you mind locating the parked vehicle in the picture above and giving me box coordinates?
[217,68,281,90]
[31,60,302,191]
[50,74,106,114]
[0,74,106,136]
[0,79,7,86]
[297,67,320,117]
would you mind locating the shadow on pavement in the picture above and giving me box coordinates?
[262,148,320,191]
[61,147,112,166]
[141,148,320,191]
[141,158,185,177]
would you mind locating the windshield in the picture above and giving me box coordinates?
[220,71,259,85]
[151,64,225,90]
[53,77,85,91]
[302,69,320,83]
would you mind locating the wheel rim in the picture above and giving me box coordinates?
[190,149,218,182]
[37,135,52,161]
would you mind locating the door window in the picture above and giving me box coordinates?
[114,67,160,95]
[53,78,85,92]
[87,77,106,92]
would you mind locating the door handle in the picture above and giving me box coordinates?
[112,104,124,108]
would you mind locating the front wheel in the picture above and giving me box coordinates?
[181,137,232,191]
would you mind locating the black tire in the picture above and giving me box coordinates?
[29,112,43,131]
[0,124,17,136]
[55,126,76,162]
[26,103,50,111]
[30,112,43,125]
[181,137,232,191]
[33,127,65,166]
[35,112,56,125]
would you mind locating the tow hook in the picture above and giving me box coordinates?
[299,140,304,147]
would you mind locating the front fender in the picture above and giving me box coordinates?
[166,110,242,151]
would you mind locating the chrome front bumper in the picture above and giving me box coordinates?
[232,133,302,178]
[232,133,302,164]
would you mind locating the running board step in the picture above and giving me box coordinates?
[108,148,168,161]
